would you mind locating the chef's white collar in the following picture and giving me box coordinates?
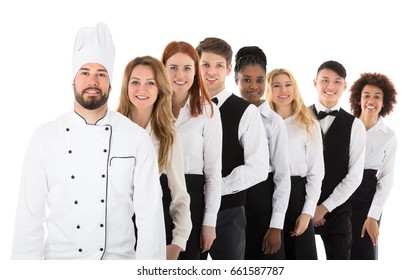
[71,109,111,126]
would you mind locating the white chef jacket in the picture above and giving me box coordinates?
[364,117,397,220]
[11,110,166,260]
[174,97,222,227]
[284,115,324,217]
[258,101,291,229]
[146,123,192,250]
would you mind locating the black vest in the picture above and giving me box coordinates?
[219,94,250,210]
[310,105,355,204]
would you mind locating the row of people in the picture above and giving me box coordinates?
[11,22,397,260]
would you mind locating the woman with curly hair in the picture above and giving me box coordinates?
[349,72,398,260]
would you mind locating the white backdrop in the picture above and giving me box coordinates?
[1,0,418,278]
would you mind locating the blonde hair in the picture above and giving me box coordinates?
[117,56,176,172]
[266,68,318,138]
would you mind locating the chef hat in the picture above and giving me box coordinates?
[72,22,115,84]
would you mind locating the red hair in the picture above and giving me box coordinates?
[161,41,213,117]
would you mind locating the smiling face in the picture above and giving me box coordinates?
[236,64,266,106]
[128,64,158,113]
[73,63,110,110]
[199,51,232,97]
[360,84,384,118]
[314,68,347,109]
[165,52,195,98]
[270,73,295,109]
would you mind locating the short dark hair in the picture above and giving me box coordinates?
[317,60,346,79]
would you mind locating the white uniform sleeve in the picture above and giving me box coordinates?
[134,134,166,260]
[222,105,269,195]
[303,123,324,216]
[11,128,47,259]
[368,132,398,220]
[269,117,291,229]
[166,134,192,250]
[202,105,222,226]
[322,118,366,212]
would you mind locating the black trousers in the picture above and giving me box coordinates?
[315,202,352,260]
[161,174,204,260]
[283,176,318,260]
[244,173,284,260]
[204,206,247,260]
[350,169,379,260]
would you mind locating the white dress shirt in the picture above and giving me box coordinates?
[284,115,324,217]
[213,89,269,196]
[12,110,166,260]
[174,97,222,227]
[259,101,291,229]
[314,102,366,212]
[146,123,192,250]
[364,117,397,220]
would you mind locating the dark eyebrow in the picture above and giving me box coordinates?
[79,67,108,73]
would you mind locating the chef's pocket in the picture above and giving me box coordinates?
[109,156,136,194]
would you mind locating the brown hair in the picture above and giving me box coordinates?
[196,37,233,66]
[349,72,397,117]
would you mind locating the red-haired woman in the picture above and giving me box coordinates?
[161,41,223,260]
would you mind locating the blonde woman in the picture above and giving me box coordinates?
[266,68,324,259]
[117,56,192,260]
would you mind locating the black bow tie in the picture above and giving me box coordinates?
[211,97,218,105]
[317,110,338,120]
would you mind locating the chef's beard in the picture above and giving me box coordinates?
[74,87,110,110]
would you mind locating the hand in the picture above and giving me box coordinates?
[200,226,216,253]
[166,244,182,260]
[290,213,311,237]
[361,217,380,246]
[313,204,329,227]
[262,228,281,255]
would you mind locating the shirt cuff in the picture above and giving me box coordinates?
[171,236,187,252]
[322,199,336,213]
[367,206,382,221]
[269,212,285,229]
[302,200,317,217]
[203,213,217,227]
[221,179,231,196]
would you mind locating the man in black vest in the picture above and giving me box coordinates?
[310,60,366,260]
[196,38,269,259]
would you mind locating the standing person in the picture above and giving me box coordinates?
[310,60,366,260]
[161,41,222,260]
[117,56,192,260]
[266,68,324,260]
[233,47,290,260]
[11,23,166,260]
[196,38,269,260]
[348,72,398,260]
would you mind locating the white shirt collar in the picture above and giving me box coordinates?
[314,101,341,113]
[212,88,232,107]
